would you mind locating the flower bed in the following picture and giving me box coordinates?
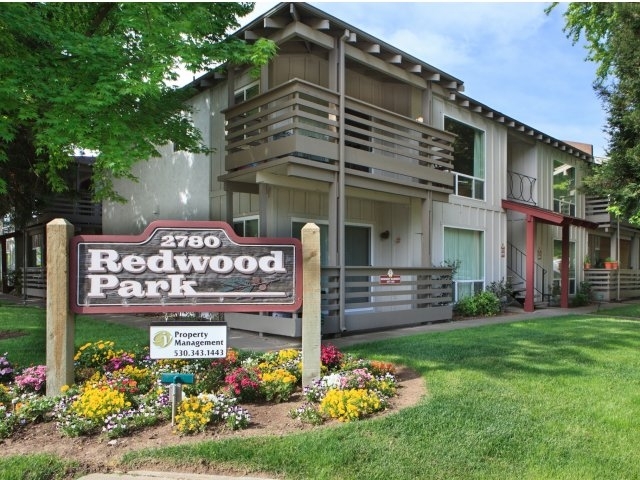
[0,344,398,440]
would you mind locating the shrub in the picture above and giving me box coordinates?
[0,405,19,439]
[13,393,57,423]
[571,281,592,307]
[223,367,262,402]
[320,344,343,370]
[289,402,324,425]
[0,384,11,406]
[455,291,502,317]
[260,368,297,402]
[74,340,117,370]
[175,394,251,434]
[71,383,131,423]
[319,388,384,422]
[0,353,14,383]
[368,360,396,376]
[14,365,47,393]
[174,395,213,434]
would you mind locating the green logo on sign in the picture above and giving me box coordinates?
[153,330,173,348]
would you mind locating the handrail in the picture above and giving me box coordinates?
[506,242,547,300]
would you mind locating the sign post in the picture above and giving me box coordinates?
[301,223,321,387]
[46,219,75,396]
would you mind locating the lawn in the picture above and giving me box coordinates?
[0,303,149,368]
[1,303,640,479]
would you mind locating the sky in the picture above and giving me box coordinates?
[232,1,608,158]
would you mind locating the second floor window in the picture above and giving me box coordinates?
[553,161,576,216]
[234,81,259,105]
[444,117,485,200]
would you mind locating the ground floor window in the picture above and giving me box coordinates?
[444,227,484,300]
[553,239,576,294]
[233,217,259,237]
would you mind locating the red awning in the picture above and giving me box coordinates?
[501,199,599,230]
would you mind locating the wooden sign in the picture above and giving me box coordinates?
[70,220,302,314]
[379,268,401,285]
[150,322,227,360]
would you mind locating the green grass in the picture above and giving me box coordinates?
[123,314,640,480]
[2,304,640,479]
[0,304,149,367]
[592,303,640,318]
[0,454,78,480]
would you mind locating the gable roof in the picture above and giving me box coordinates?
[189,2,594,163]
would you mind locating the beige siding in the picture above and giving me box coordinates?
[103,90,212,234]
[209,81,230,221]
[271,54,329,88]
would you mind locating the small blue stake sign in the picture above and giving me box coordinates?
[149,321,227,359]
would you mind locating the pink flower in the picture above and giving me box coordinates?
[15,365,47,392]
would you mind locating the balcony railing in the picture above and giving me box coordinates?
[33,193,102,228]
[224,79,455,194]
[584,268,640,302]
[507,170,536,205]
[224,266,453,337]
[585,196,612,226]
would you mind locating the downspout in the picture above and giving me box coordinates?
[617,216,620,301]
[338,30,349,332]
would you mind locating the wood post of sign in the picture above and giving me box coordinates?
[46,219,75,396]
[301,223,321,387]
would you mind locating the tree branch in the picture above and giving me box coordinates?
[85,3,116,37]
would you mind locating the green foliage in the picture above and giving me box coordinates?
[455,290,502,317]
[551,3,640,225]
[0,454,77,480]
[0,3,276,216]
[571,281,592,307]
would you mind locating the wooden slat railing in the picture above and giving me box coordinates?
[224,79,455,194]
[584,268,640,301]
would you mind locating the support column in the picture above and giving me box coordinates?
[561,223,570,308]
[421,193,432,266]
[46,219,75,396]
[525,215,536,312]
[258,183,268,236]
[225,184,234,224]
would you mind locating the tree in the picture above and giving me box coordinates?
[553,3,640,224]
[0,3,276,224]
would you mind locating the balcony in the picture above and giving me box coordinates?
[30,192,102,230]
[223,79,455,197]
[224,266,453,337]
[585,196,613,227]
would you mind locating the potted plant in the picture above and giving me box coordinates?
[584,254,591,269]
[604,257,618,269]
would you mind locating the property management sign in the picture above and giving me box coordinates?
[70,220,302,314]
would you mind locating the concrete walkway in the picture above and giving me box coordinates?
[2,293,637,480]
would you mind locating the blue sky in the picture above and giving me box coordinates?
[238,2,607,158]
